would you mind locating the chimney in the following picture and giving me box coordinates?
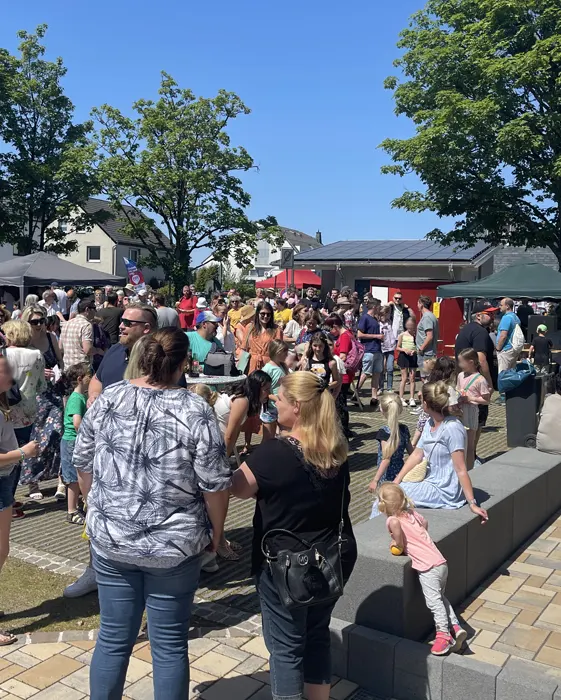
[315,229,323,244]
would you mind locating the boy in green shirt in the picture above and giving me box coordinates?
[61,362,91,525]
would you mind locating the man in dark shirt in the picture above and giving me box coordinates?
[322,288,339,315]
[96,292,123,345]
[455,300,498,458]
[516,299,533,339]
[301,287,321,311]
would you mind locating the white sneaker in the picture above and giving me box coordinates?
[401,398,407,407]
[201,551,219,573]
[409,399,416,407]
[55,483,66,501]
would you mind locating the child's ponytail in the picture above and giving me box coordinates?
[380,393,403,460]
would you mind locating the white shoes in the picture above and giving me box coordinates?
[409,399,416,407]
[201,551,219,573]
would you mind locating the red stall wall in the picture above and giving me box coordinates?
[369,280,464,356]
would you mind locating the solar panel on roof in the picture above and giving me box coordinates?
[294,239,490,262]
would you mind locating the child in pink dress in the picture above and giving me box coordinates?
[456,348,491,471]
[377,482,467,656]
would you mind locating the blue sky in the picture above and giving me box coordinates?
[1,0,445,254]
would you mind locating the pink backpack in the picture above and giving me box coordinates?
[343,332,365,373]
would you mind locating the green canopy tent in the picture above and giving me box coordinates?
[437,263,561,300]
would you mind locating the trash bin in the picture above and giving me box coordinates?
[505,373,552,448]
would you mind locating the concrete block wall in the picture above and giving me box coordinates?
[331,622,561,700]
[493,246,559,272]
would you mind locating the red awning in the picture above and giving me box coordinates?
[255,269,321,290]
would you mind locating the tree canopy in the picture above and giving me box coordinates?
[0,25,98,255]
[380,0,561,263]
[92,74,282,292]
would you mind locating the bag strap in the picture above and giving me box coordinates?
[243,324,254,352]
[463,373,482,392]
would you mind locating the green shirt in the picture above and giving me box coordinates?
[263,362,287,411]
[63,391,87,441]
[185,331,224,364]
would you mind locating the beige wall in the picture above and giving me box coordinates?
[60,223,116,275]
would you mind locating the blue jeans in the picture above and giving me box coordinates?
[379,351,395,391]
[256,568,336,700]
[12,425,33,499]
[90,549,202,700]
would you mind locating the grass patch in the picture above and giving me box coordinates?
[1,558,100,634]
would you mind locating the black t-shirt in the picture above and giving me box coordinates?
[516,305,533,328]
[533,335,552,365]
[97,306,123,345]
[302,297,321,311]
[455,322,496,386]
[323,297,336,313]
[245,437,356,576]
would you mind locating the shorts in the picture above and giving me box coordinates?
[362,352,383,376]
[60,440,78,484]
[260,404,278,424]
[478,404,489,428]
[0,469,17,511]
[397,352,418,370]
[461,403,479,431]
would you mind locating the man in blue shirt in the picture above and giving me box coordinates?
[496,297,522,373]
[357,302,384,407]
[186,311,224,365]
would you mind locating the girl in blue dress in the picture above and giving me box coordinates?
[368,393,413,493]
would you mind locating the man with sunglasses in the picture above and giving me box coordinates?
[389,290,414,338]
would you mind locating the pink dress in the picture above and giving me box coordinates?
[387,510,446,572]
[456,372,490,430]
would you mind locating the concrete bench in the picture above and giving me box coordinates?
[333,448,561,642]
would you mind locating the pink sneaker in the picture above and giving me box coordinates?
[431,631,454,656]
[452,624,467,652]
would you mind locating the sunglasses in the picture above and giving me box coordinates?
[121,318,148,327]
[394,297,402,301]
[29,318,46,326]
[259,312,271,317]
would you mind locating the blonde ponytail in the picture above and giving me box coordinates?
[189,383,219,408]
[380,393,403,460]
[281,372,347,470]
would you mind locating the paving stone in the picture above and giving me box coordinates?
[74,652,92,666]
[125,657,152,684]
[526,575,550,587]
[471,605,517,629]
[125,676,154,700]
[2,651,40,670]
[200,675,263,700]
[546,632,561,650]
[239,637,268,660]
[0,678,39,698]
[492,642,536,661]
[28,684,85,699]
[0,665,26,684]
[22,644,69,661]
[540,604,561,628]
[16,655,83,690]
[189,668,217,684]
[535,646,561,670]
[133,645,152,664]
[228,656,267,677]
[509,562,555,579]
[330,679,358,700]
[476,588,513,605]
[59,665,90,694]
[498,623,550,653]
[490,575,525,595]
[191,651,240,676]
[463,644,509,667]
[213,644,249,662]
[473,630,500,648]
[528,540,558,555]
[516,609,541,626]
[188,639,219,660]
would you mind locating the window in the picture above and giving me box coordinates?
[58,219,70,234]
[129,248,140,263]
[87,246,101,262]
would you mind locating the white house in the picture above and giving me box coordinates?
[201,226,323,282]
[54,197,168,284]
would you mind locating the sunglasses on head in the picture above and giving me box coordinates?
[29,318,46,326]
[121,318,147,327]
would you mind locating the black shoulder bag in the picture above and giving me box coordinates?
[260,444,347,610]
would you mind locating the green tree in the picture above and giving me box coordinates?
[0,25,98,255]
[194,264,220,292]
[380,0,561,264]
[92,74,283,293]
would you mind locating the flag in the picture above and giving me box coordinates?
[123,257,146,292]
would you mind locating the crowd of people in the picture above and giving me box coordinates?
[0,279,542,699]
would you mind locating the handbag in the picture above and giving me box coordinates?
[402,425,448,483]
[261,443,347,610]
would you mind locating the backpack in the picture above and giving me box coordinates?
[343,332,365,373]
[510,321,525,354]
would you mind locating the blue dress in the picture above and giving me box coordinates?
[374,424,411,483]
[371,416,467,518]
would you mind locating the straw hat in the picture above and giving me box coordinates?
[239,305,256,322]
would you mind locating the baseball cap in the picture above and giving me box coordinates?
[537,324,548,333]
[473,300,499,314]
[196,310,221,325]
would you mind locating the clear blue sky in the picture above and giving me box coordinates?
[1,0,445,254]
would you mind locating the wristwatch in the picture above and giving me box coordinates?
[468,498,478,506]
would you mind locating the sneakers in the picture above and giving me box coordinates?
[63,567,98,598]
[401,397,408,407]
[201,551,219,573]
[55,483,66,501]
[452,624,467,652]
[409,399,416,407]
[431,631,455,656]
[369,399,379,409]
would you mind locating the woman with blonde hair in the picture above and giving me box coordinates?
[379,381,488,521]
[283,303,307,345]
[231,372,356,700]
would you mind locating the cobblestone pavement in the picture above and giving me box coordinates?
[455,508,561,676]
[10,397,509,619]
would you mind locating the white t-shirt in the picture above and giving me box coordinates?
[214,393,232,435]
[53,288,68,314]
[39,300,61,317]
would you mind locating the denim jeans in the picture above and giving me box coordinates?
[90,549,201,700]
[256,568,336,700]
[12,425,33,499]
[379,351,395,391]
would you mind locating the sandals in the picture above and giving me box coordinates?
[0,631,17,646]
[12,509,25,520]
[216,541,241,561]
[28,485,43,501]
[66,511,85,526]
[228,539,243,552]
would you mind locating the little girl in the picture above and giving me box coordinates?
[456,348,491,470]
[189,384,231,435]
[368,394,412,493]
[261,340,289,439]
[377,482,467,656]
[397,318,418,407]
[303,332,341,395]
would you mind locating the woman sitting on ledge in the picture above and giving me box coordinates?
[537,374,561,455]
[371,381,488,523]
